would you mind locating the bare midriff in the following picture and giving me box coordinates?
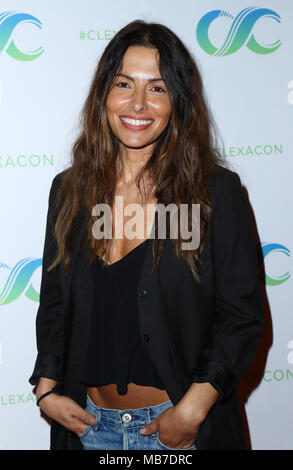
[87,383,171,409]
[88,185,171,409]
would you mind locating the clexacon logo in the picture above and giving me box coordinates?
[217,144,283,158]
[0,392,35,405]
[196,6,281,56]
[261,243,290,286]
[0,10,44,61]
[0,257,41,305]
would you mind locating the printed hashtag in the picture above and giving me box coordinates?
[80,31,85,40]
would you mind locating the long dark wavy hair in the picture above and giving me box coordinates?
[48,19,228,283]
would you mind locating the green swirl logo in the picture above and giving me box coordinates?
[262,243,290,286]
[0,257,41,305]
[0,10,44,61]
[196,6,281,56]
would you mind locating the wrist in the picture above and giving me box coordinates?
[36,377,57,400]
[175,399,206,425]
[36,390,59,407]
[176,382,219,423]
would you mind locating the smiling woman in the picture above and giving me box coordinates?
[106,47,172,148]
[29,19,264,451]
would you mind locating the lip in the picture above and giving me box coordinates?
[120,114,154,121]
[119,115,154,131]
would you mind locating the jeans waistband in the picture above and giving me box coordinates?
[86,395,173,427]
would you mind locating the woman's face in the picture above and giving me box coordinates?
[106,46,172,153]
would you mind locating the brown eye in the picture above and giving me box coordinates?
[116,82,130,88]
[151,86,166,93]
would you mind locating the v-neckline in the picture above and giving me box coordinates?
[100,238,150,268]
[96,204,158,268]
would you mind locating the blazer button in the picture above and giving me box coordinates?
[143,334,150,342]
[138,288,148,297]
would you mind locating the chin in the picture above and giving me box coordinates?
[120,138,153,149]
[124,142,151,149]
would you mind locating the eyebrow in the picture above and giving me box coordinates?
[115,73,165,83]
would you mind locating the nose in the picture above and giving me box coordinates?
[129,89,148,112]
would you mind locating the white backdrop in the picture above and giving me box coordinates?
[0,0,292,450]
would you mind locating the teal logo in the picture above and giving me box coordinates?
[0,257,41,305]
[0,11,44,61]
[196,6,281,56]
[262,243,290,286]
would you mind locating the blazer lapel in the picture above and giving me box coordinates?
[62,209,88,300]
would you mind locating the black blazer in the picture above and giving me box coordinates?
[29,165,264,450]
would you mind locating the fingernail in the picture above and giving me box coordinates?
[140,427,146,434]
[90,417,96,424]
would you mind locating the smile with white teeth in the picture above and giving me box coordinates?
[120,117,153,126]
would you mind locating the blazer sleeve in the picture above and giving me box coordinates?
[29,173,65,386]
[190,170,264,402]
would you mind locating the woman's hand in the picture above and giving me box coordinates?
[38,393,96,436]
[140,403,201,449]
[140,383,219,449]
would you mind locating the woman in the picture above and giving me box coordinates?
[29,20,264,450]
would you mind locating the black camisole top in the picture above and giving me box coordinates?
[79,238,165,394]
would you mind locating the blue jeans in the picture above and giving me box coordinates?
[78,395,197,451]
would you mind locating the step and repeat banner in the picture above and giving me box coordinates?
[0,0,292,450]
